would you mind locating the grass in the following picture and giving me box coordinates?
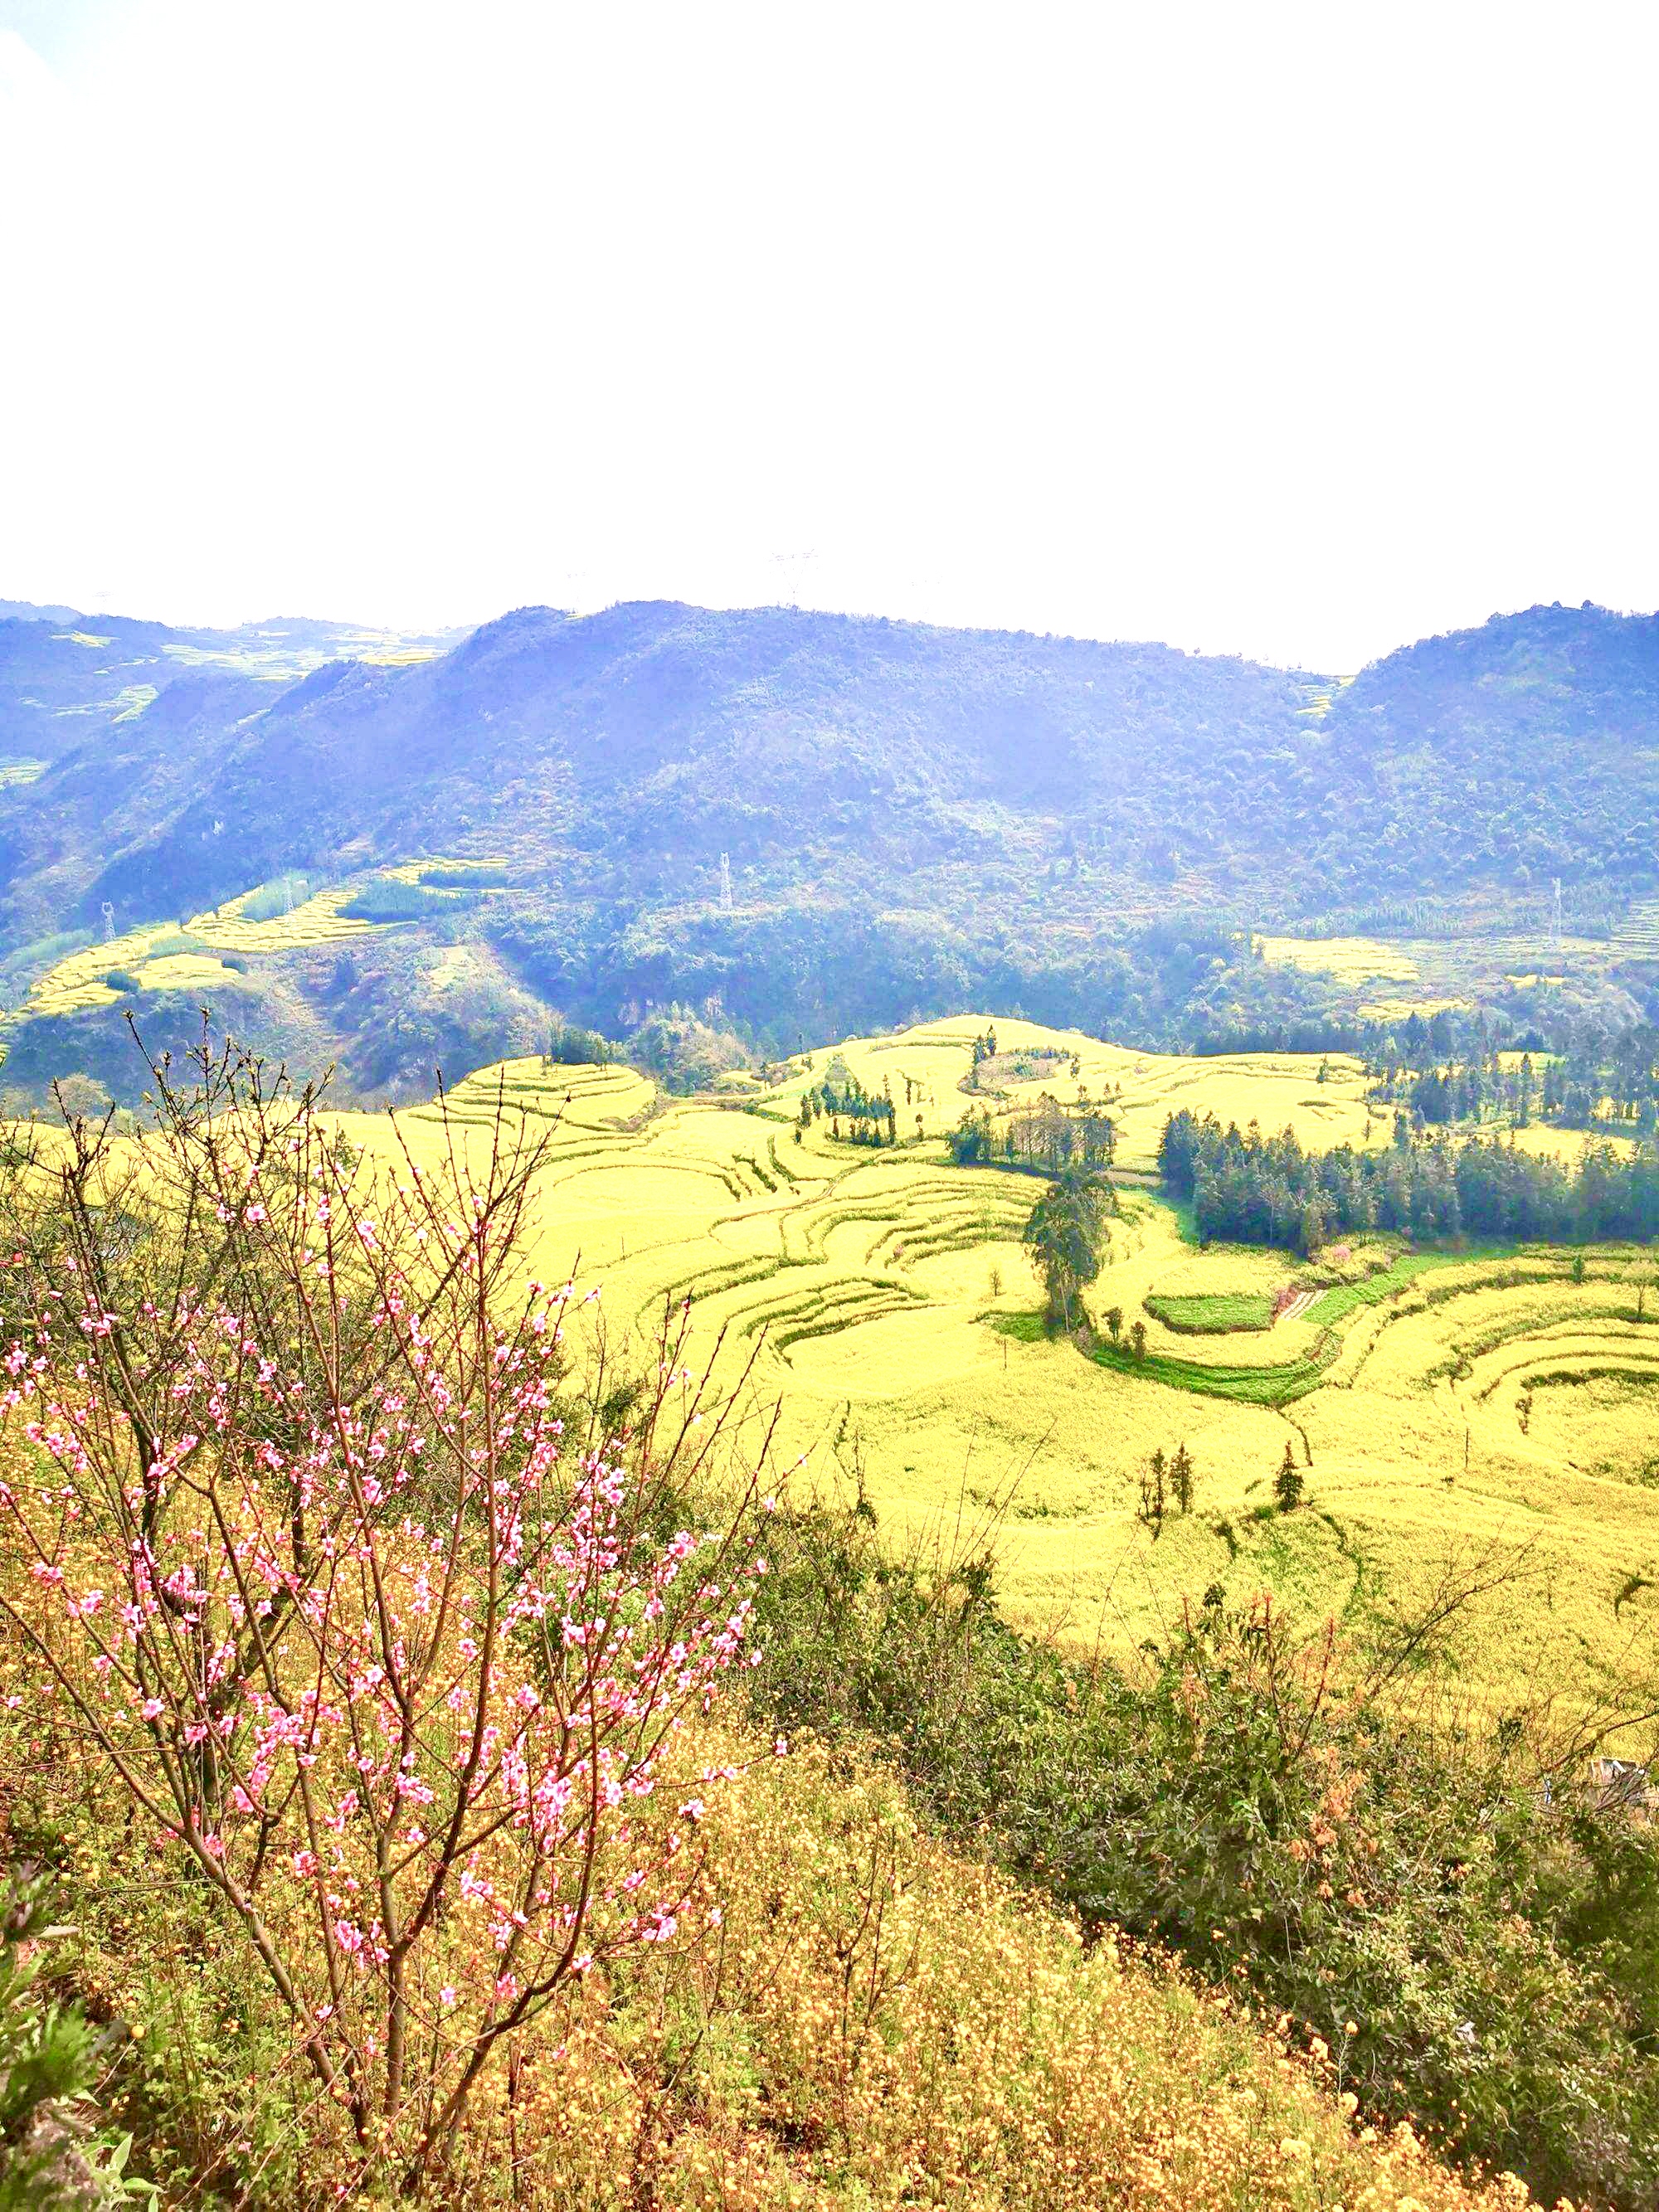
[1144,1290,1276,1332]
[2,1013,1644,2212]
[12,1005,1640,1711]
[1302,1249,1479,1324]
[2,1695,1516,2212]
[239,873,314,922]
[995,1308,1338,1404]
[304,1019,1659,1716]
[1613,894,1659,960]
[158,629,448,682]
[416,861,511,888]
[339,879,477,922]
[1357,994,1471,1022]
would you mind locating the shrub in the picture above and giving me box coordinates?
[0,1869,142,2209]
[101,970,141,994]
[732,1493,1659,2212]
[543,1022,611,1067]
[0,1047,766,2200]
[340,879,474,922]
[238,875,312,922]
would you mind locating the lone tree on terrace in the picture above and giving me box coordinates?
[1022,1167,1108,1330]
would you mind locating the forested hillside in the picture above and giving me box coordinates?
[2,595,1657,1093]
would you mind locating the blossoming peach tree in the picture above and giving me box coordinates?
[0,1040,771,2195]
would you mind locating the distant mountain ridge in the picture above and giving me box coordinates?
[0,592,1656,1094]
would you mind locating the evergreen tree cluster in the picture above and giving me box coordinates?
[1370,1028,1659,1139]
[1159,1108,1659,1252]
[950,1096,1116,1174]
[813,1070,898,1145]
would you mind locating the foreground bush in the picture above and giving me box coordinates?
[493,1729,1530,2211]
[741,1499,1659,2211]
[0,1043,766,2200]
[0,1870,143,2210]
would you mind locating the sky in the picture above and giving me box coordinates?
[2,1,1657,671]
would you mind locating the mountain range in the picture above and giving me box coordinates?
[2,595,1656,1100]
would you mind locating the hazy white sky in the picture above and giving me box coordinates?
[2,1,1656,670]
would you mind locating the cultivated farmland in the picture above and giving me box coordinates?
[12,860,494,1017]
[324,1017,1659,1719]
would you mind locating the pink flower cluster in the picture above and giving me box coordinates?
[0,1090,767,2178]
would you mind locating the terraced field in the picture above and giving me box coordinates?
[13,860,491,1015]
[1256,933,1421,986]
[1614,895,1659,962]
[324,1018,1659,1719]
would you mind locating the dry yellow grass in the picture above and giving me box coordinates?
[136,952,243,992]
[18,1690,1526,2212]
[187,882,378,952]
[525,1726,1526,2212]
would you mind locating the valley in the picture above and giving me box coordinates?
[321,1018,1659,1719]
[2,593,1657,2212]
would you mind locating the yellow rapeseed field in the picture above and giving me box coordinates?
[1255,935,1421,986]
[322,1020,1659,1720]
[16,858,498,1016]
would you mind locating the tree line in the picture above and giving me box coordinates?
[1370,1031,1659,1140]
[951,1096,1116,1174]
[1159,1108,1659,1252]
[800,1071,899,1145]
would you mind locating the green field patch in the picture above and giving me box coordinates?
[1303,1248,1495,1325]
[1143,1291,1277,1334]
[340,878,477,923]
[416,862,511,889]
[993,1310,1339,1405]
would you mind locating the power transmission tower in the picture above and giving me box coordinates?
[768,550,818,609]
[719,853,733,911]
[1550,877,1563,954]
[100,901,114,943]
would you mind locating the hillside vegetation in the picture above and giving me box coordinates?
[0,1050,1556,2212]
[2,597,1658,1094]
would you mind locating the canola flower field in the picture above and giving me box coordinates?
[15,859,495,1017]
[327,1017,1659,1716]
